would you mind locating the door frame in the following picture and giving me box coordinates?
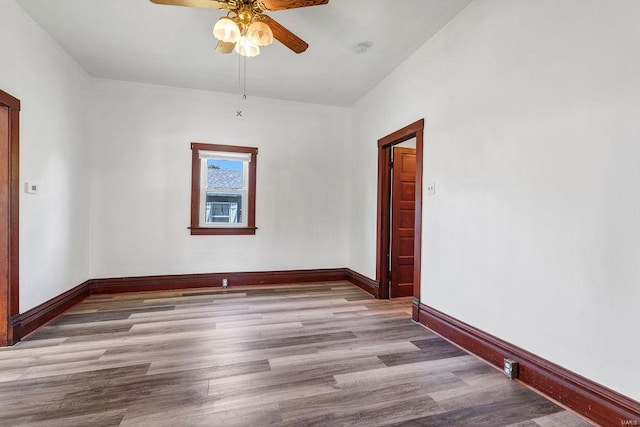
[0,89,20,346]
[376,119,424,321]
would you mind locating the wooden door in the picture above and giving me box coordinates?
[390,147,416,298]
[0,106,9,343]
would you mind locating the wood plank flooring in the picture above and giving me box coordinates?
[0,282,592,426]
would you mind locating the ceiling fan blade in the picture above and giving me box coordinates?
[258,0,328,12]
[215,41,236,54]
[149,0,227,10]
[262,16,308,53]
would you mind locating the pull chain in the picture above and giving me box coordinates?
[243,55,247,100]
[236,53,247,117]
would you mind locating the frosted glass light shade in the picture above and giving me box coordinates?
[213,17,240,43]
[235,36,260,57]
[247,21,273,47]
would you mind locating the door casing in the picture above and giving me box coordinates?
[376,119,424,321]
[0,89,20,346]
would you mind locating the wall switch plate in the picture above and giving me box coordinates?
[426,182,436,195]
[25,182,39,194]
[504,358,519,380]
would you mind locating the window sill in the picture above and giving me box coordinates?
[189,227,257,236]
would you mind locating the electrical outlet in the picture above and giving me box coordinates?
[504,358,518,380]
[222,278,228,288]
[426,182,436,195]
[25,182,39,194]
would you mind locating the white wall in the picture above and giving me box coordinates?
[0,0,92,312]
[349,0,640,401]
[89,79,350,278]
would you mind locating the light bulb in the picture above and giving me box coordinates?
[213,17,240,43]
[246,21,273,47]
[235,36,260,57]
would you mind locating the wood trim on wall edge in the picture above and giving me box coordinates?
[344,269,380,298]
[11,281,91,342]
[417,303,640,426]
[10,268,379,342]
[89,268,367,294]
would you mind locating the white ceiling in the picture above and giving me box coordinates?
[16,0,472,106]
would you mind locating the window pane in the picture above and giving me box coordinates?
[191,143,257,235]
[207,159,244,191]
[205,193,243,224]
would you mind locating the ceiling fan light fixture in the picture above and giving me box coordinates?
[247,21,274,47]
[235,36,260,57]
[213,16,241,43]
[150,0,329,56]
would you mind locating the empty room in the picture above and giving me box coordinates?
[1,0,639,425]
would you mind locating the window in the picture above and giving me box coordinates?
[190,143,257,235]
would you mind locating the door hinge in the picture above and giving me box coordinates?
[389,160,394,169]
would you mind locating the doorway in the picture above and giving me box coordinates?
[376,119,424,321]
[0,89,20,346]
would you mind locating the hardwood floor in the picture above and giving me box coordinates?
[0,282,592,426]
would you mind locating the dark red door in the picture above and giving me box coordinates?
[390,147,416,298]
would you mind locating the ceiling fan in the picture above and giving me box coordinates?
[150,0,329,57]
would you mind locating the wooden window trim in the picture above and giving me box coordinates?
[190,142,257,236]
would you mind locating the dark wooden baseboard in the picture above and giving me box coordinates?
[344,269,379,298]
[91,268,357,294]
[418,303,640,427]
[8,268,379,344]
[11,281,91,342]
